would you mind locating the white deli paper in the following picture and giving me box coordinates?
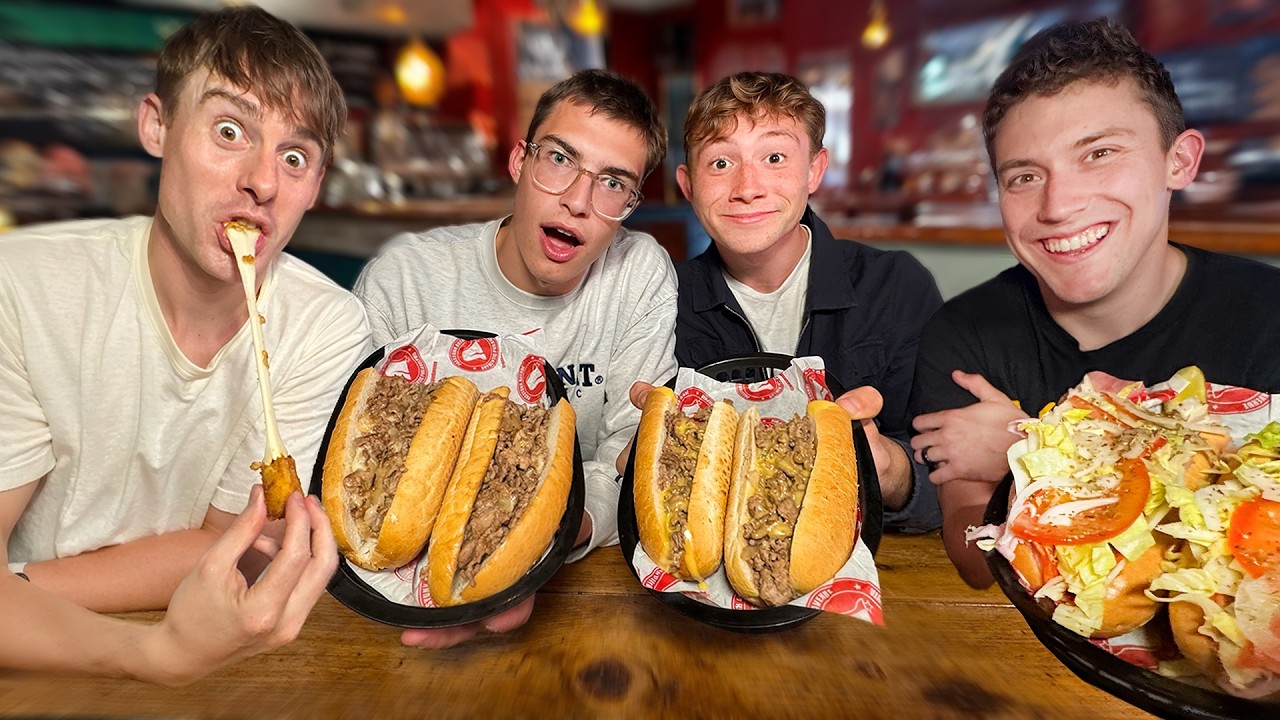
[629,357,884,625]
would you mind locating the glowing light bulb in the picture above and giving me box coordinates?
[569,0,605,37]
[395,37,445,106]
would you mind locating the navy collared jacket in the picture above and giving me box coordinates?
[675,207,943,533]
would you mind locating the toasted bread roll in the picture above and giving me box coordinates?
[1092,538,1170,638]
[321,370,478,570]
[427,389,576,605]
[634,387,738,581]
[725,401,858,607]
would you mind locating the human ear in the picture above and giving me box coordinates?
[1167,129,1205,191]
[807,147,830,194]
[676,164,693,202]
[508,142,526,183]
[137,93,167,159]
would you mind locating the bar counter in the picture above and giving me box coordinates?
[0,533,1154,719]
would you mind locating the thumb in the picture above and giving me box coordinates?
[836,385,884,420]
[629,381,655,410]
[952,370,1011,403]
[203,485,268,569]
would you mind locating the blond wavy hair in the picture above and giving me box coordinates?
[684,72,825,162]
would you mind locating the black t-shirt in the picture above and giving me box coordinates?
[911,244,1280,419]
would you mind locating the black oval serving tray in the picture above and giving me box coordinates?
[984,474,1279,718]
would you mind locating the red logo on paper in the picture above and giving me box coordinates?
[738,376,786,402]
[448,337,500,372]
[729,594,756,611]
[641,566,679,591]
[677,387,714,412]
[517,354,548,403]
[1140,388,1177,404]
[383,344,427,383]
[802,368,831,401]
[759,416,785,428]
[1089,639,1159,670]
[806,577,883,624]
[1207,385,1271,415]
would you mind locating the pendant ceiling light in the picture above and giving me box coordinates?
[861,0,891,50]
[395,36,446,107]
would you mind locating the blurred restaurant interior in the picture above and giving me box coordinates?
[3,0,1280,297]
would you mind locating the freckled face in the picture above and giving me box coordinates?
[678,113,827,265]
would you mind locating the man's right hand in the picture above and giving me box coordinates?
[140,486,337,687]
[910,370,1028,486]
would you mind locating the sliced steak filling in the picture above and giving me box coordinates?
[456,397,552,585]
[740,414,816,606]
[343,376,445,539]
[656,405,712,563]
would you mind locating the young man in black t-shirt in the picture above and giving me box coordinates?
[908,17,1280,588]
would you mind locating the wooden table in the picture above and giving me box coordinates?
[0,534,1152,719]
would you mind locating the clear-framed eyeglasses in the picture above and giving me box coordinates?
[520,140,643,221]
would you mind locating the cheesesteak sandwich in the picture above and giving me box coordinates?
[322,370,479,571]
[427,387,577,606]
[634,387,739,581]
[725,401,858,607]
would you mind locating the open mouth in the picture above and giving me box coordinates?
[1043,224,1109,255]
[541,225,583,261]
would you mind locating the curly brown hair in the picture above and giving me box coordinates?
[983,17,1184,168]
[684,72,825,164]
[155,6,346,167]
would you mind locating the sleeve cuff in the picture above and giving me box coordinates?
[567,463,621,562]
[881,436,942,534]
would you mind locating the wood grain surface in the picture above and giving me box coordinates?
[0,534,1155,719]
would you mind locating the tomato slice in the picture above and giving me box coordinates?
[1067,395,1120,424]
[1228,498,1280,579]
[1009,458,1151,545]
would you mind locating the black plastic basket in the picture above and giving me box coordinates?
[312,330,584,628]
[618,354,882,632]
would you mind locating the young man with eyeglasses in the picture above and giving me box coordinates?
[354,70,675,645]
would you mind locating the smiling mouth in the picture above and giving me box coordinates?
[1043,224,1109,254]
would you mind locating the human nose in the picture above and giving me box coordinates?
[559,168,593,218]
[729,162,764,203]
[1036,172,1086,225]
[239,147,278,205]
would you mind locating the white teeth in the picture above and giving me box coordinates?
[1044,225,1107,253]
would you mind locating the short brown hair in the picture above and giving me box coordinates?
[983,17,1184,167]
[525,69,667,178]
[684,72,825,163]
[156,6,346,166]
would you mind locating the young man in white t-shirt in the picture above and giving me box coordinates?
[0,7,371,685]
[355,69,676,648]
[633,72,944,535]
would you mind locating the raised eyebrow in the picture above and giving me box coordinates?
[200,88,261,120]
[540,133,641,185]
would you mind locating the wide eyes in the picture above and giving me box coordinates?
[711,158,730,171]
[215,120,310,171]
[215,120,243,143]
[282,149,308,170]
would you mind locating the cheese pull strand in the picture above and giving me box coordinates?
[227,222,298,517]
